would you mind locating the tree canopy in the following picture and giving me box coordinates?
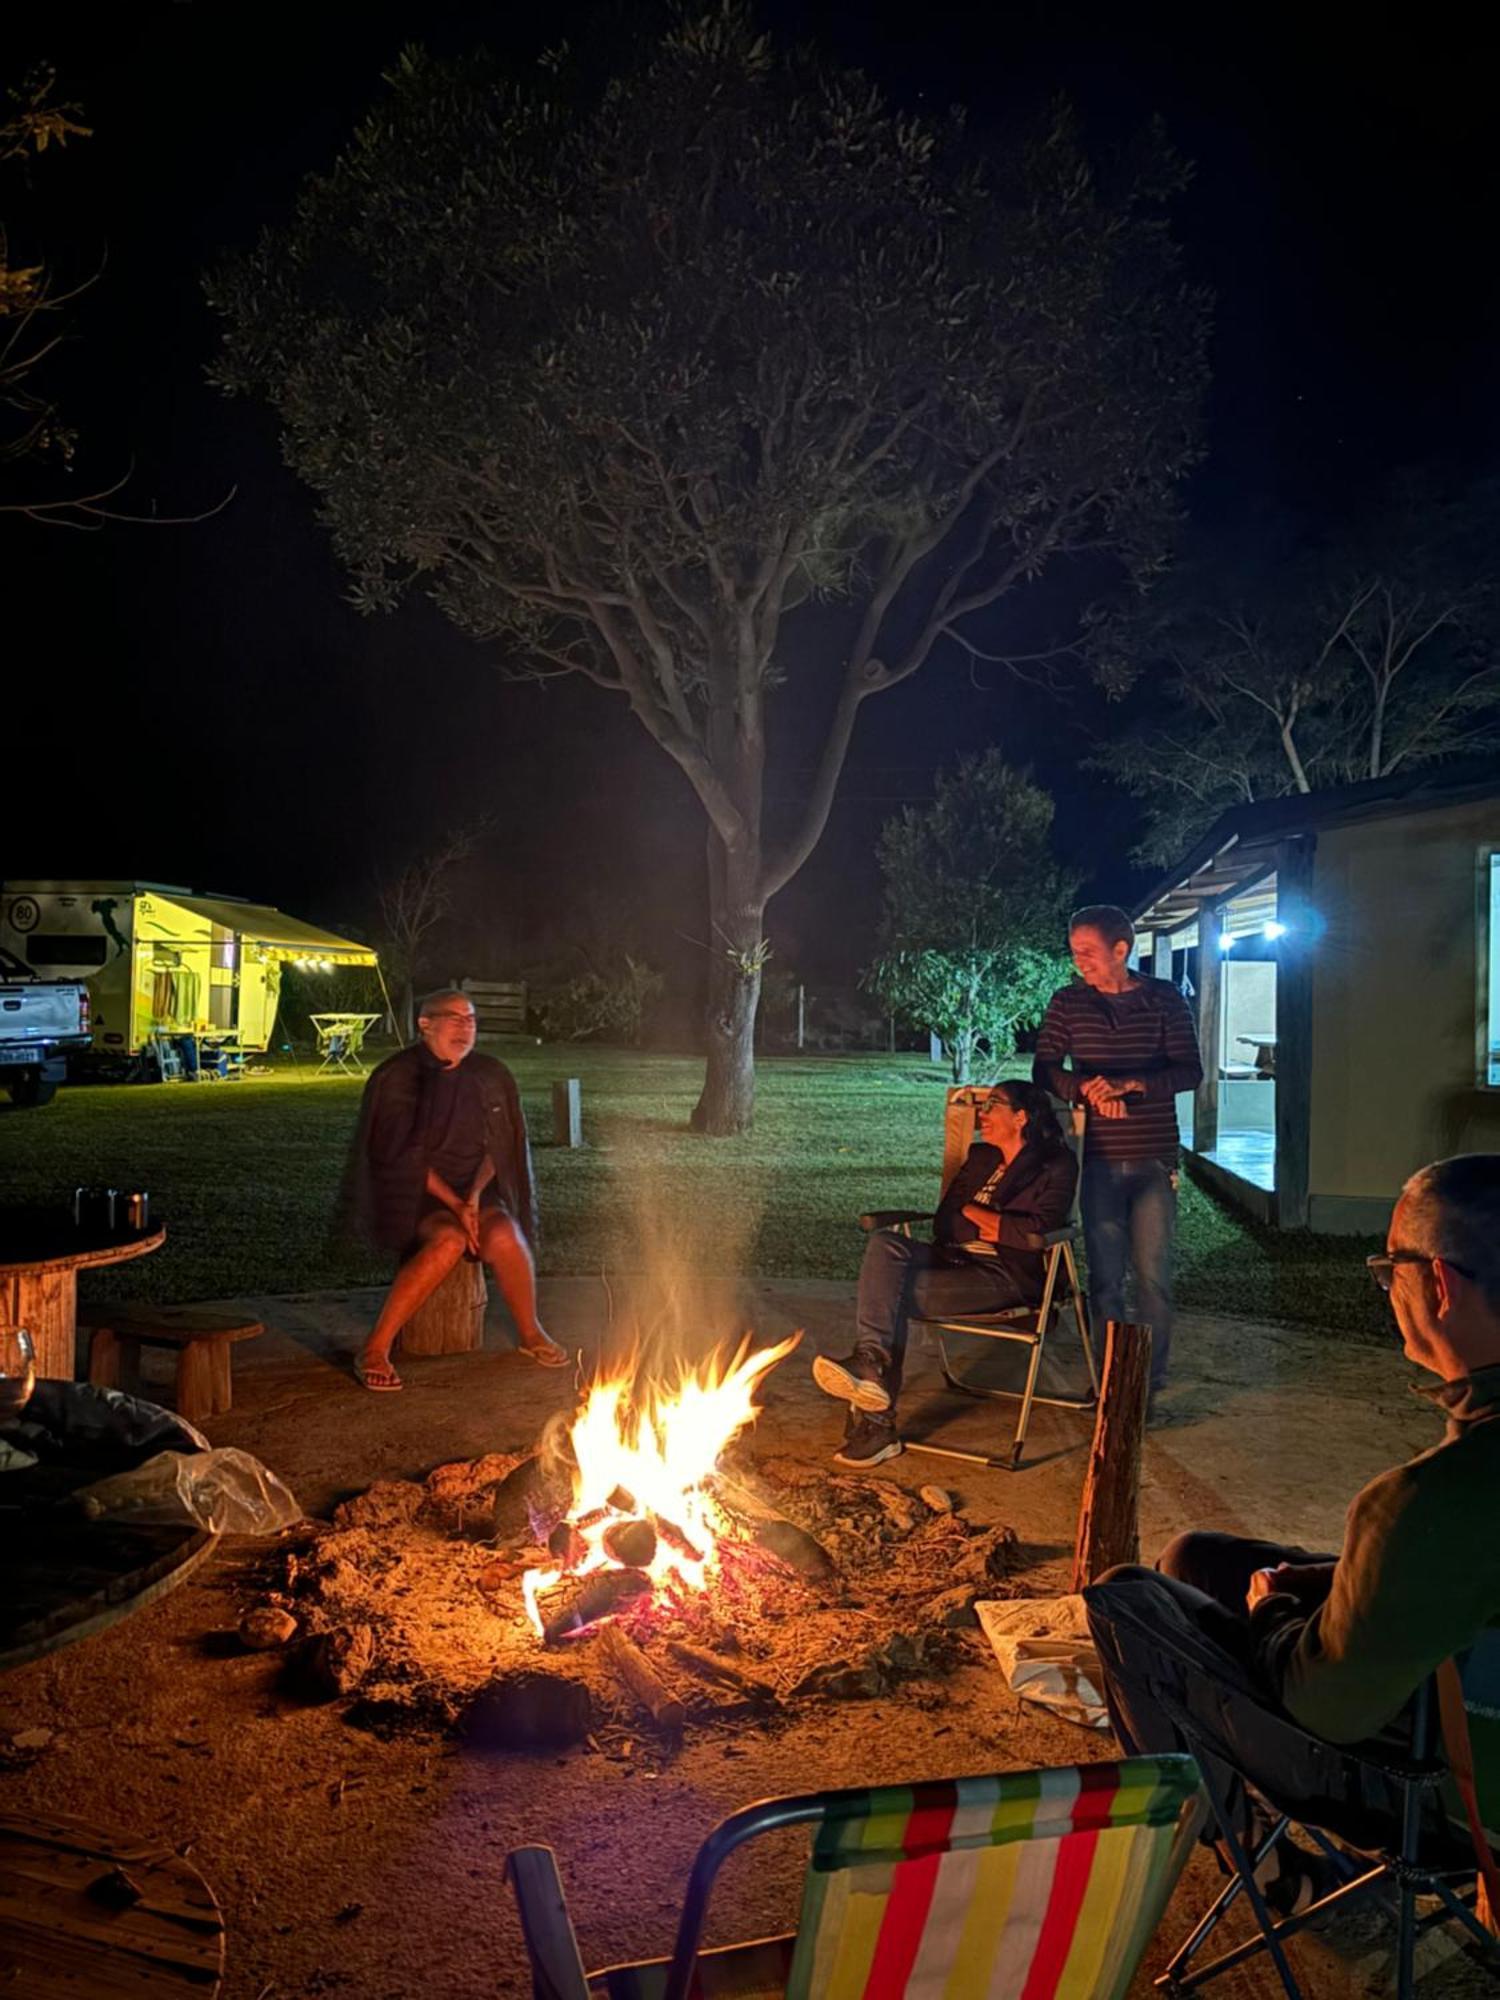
[207,2,1207,1127]
[1090,476,1500,861]
[867,751,1076,1084]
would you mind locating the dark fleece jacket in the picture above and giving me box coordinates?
[336,1044,537,1255]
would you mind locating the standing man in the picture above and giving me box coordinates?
[1033,904,1201,1400]
[342,990,566,1390]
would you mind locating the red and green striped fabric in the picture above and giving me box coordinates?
[595,1757,1201,2000]
[788,1756,1202,2000]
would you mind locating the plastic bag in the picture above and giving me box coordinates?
[76,1447,304,1536]
[975,1594,1111,1730]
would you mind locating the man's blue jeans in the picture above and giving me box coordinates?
[1080,1156,1177,1393]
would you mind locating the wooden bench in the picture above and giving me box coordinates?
[79,1304,265,1424]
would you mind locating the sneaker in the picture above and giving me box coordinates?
[813,1342,894,1414]
[833,1414,903,1468]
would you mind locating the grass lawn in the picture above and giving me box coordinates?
[0,1046,1390,1338]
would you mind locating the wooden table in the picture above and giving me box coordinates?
[0,1811,225,1996]
[0,1216,166,1381]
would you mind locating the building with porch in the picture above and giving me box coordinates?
[1131,761,1500,1232]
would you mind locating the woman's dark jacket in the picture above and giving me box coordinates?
[336,1044,537,1255]
[931,1138,1077,1298]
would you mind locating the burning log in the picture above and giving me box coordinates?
[646,1510,704,1566]
[492,1450,574,1549]
[601,1519,657,1569]
[597,1623,684,1733]
[710,1472,834,1581]
[664,1639,776,1706]
[541,1567,652,1646]
[548,1521,588,1569]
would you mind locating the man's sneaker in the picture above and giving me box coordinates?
[812,1342,893,1414]
[833,1415,903,1468]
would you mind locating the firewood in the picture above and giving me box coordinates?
[664,1639,776,1705]
[492,1452,574,1549]
[597,1623,684,1733]
[466,1670,594,1750]
[1071,1320,1152,1590]
[647,1510,705,1565]
[751,1518,834,1582]
[547,1521,588,1568]
[601,1519,657,1568]
[542,1568,652,1645]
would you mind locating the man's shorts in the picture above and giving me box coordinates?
[404,1186,513,1263]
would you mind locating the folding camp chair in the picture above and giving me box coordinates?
[509,1754,1205,2000]
[1085,1586,1500,1999]
[860,1085,1098,1470]
[310,1012,379,1076]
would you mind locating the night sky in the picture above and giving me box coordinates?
[5,3,1495,991]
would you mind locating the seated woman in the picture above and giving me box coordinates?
[813,1080,1078,1465]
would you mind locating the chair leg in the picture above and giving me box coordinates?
[1162,1751,1306,1999]
[1063,1242,1100,1400]
[1009,1332,1047,1469]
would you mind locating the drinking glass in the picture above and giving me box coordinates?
[0,1326,36,1424]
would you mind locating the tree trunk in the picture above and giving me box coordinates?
[691,838,764,1136]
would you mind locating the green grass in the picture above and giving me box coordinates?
[0,1047,1389,1337]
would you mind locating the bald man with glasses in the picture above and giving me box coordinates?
[341,990,565,1389]
[1085,1154,1500,1899]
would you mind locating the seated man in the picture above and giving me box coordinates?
[341,990,566,1389]
[812,1080,1077,1467]
[1086,1154,1500,1904]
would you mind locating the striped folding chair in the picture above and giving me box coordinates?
[507,1755,1205,2000]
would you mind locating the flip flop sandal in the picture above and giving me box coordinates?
[355,1360,403,1392]
[518,1338,568,1369]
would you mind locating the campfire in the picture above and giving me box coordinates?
[519,1332,802,1644]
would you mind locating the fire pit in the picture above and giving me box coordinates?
[245,1333,1025,1751]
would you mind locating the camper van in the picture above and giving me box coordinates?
[0,882,378,1071]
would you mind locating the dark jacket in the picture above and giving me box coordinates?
[336,1044,537,1255]
[1250,1364,1500,1835]
[932,1139,1078,1300]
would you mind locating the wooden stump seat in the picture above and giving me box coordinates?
[80,1304,264,1425]
[401,1256,487,1357]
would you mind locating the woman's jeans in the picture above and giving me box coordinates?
[1081,1156,1177,1393]
[855,1230,1030,1403]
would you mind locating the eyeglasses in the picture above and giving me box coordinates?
[424,1011,475,1024]
[1366,1249,1473,1292]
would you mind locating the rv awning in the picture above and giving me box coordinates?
[162,897,378,967]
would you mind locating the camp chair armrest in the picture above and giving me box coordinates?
[506,1846,591,2000]
[1041,1226,1079,1246]
[859,1209,934,1232]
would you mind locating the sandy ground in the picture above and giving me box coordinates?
[3,1280,1494,1998]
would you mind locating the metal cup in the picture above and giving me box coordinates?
[121,1190,151,1232]
[72,1186,119,1233]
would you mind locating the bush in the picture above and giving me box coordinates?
[534,957,664,1045]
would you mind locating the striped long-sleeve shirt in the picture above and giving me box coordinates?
[1032,975,1203,1165]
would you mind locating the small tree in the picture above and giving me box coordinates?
[205,6,1207,1132]
[867,753,1076,1084]
[376,822,488,1038]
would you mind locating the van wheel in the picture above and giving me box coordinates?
[7,1074,57,1107]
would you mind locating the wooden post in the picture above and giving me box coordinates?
[1193,900,1222,1155]
[1273,835,1317,1229]
[402,1257,487,1356]
[551,1077,582,1149]
[796,984,805,1051]
[1071,1320,1153,1590]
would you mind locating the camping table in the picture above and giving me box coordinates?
[0,1213,166,1382]
[310,1011,381,1074]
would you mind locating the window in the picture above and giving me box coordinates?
[1487,853,1500,1088]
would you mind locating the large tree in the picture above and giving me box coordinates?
[1090,479,1500,861]
[867,752,1076,1085]
[206,5,1206,1131]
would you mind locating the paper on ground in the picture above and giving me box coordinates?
[975,1594,1110,1730]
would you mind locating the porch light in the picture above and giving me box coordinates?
[1262,920,1288,940]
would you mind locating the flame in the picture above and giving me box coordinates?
[521,1330,800,1636]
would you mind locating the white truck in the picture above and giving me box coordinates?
[0,945,91,1107]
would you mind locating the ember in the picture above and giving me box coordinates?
[520,1332,800,1639]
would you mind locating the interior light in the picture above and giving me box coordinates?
[1263,920,1288,940]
